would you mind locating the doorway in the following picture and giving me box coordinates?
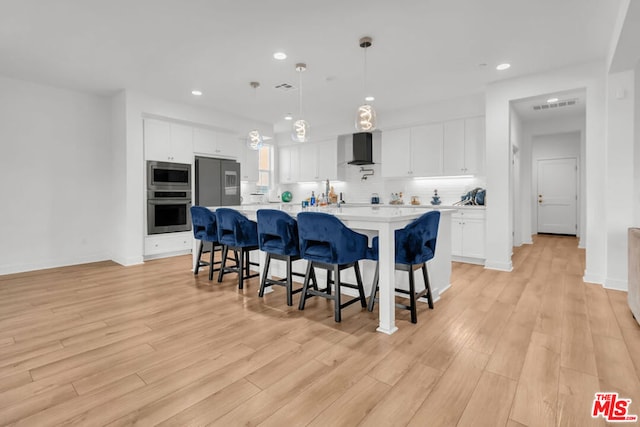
[536,157,577,235]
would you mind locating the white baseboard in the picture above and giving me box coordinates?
[484,260,513,272]
[0,253,112,276]
[112,255,144,266]
[143,249,190,262]
[451,255,485,266]
[604,277,628,291]
[583,270,605,285]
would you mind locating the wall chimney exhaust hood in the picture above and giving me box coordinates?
[348,132,374,165]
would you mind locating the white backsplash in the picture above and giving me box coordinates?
[279,166,486,206]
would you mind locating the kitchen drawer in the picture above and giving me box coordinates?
[145,232,192,257]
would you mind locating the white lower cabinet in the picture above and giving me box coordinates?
[451,209,485,264]
[144,232,192,258]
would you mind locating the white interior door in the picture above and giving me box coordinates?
[537,158,577,235]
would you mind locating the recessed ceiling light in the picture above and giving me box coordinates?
[191,90,203,96]
[284,113,293,121]
[496,63,511,71]
[547,97,559,103]
[273,52,287,60]
[365,96,375,102]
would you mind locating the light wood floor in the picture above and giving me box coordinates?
[1,235,639,426]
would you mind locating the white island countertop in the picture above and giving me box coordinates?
[206,204,454,334]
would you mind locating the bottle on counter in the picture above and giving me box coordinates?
[310,191,316,206]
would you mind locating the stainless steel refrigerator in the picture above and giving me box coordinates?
[194,157,241,206]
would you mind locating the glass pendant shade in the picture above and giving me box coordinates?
[291,63,309,142]
[355,104,377,132]
[247,129,263,150]
[291,119,309,142]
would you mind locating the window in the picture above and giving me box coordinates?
[257,144,272,192]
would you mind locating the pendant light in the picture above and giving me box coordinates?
[355,36,377,132]
[247,81,263,150]
[292,63,310,142]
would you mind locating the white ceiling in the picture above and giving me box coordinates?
[0,0,622,133]
[511,89,586,123]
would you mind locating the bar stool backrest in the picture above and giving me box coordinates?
[257,209,299,257]
[190,206,218,242]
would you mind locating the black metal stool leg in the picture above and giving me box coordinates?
[194,240,204,275]
[353,261,367,308]
[238,248,245,289]
[421,263,434,309]
[258,253,272,298]
[298,261,314,310]
[285,256,293,306]
[334,265,341,322]
[208,242,216,280]
[408,268,417,324]
[367,263,379,312]
[218,245,229,282]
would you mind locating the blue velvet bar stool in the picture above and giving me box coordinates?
[190,206,222,280]
[297,212,369,322]
[368,210,440,324]
[257,209,316,306]
[215,208,260,289]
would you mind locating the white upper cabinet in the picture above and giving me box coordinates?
[144,119,193,164]
[463,116,485,175]
[443,120,466,175]
[280,140,337,183]
[410,123,444,176]
[443,117,485,175]
[193,128,241,159]
[381,128,411,177]
[240,145,259,182]
[317,139,338,181]
[381,125,443,178]
[279,145,300,184]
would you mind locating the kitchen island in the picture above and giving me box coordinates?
[200,204,454,334]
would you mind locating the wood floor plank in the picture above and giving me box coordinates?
[0,383,77,425]
[406,347,489,427]
[456,371,518,427]
[592,334,640,397]
[557,367,604,427]
[465,300,513,355]
[12,375,146,427]
[210,359,329,426]
[156,378,261,427]
[307,374,390,427]
[620,326,640,381]
[0,235,637,426]
[585,283,623,339]
[359,362,441,427]
[509,331,561,427]
[606,288,639,330]
[485,310,535,380]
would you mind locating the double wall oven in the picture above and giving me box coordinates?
[147,161,192,235]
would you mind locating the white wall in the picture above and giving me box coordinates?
[636,62,640,226]
[510,108,525,247]
[605,70,635,290]
[0,75,113,274]
[485,62,606,275]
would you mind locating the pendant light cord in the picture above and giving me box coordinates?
[298,69,303,117]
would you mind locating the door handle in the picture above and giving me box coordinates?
[538,194,543,204]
